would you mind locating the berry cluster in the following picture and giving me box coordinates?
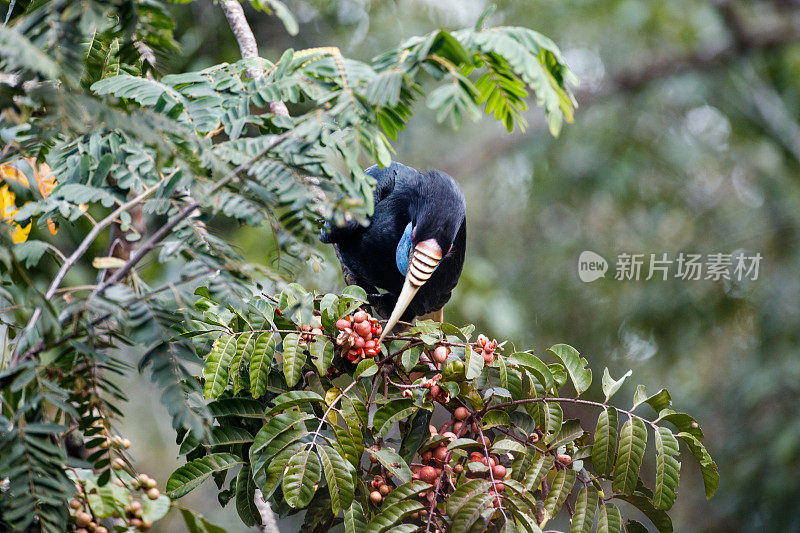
[368,474,394,504]
[406,405,510,517]
[69,499,108,533]
[476,334,501,364]
[69,471,161,532]
[335,310,382,362]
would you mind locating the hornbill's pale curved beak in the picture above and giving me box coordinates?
[378,239,442,343]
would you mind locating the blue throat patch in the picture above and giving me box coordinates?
[396,222,413,275]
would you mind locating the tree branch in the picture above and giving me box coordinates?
[219,0,289,117]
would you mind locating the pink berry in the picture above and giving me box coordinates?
[354,320,371,337]
[353,311,368,323]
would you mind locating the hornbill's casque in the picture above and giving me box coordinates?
[321,161,467,342]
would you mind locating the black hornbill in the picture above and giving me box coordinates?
[321,161,467,342]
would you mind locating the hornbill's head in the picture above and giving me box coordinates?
[379,169,466,342]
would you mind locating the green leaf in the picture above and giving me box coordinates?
[445,479,492,517]
[208,398,265,419]
[543,467,576,518]
[612,417,648,495]
[465,345,485,380]
[451,489,494,532]
[309,337,333,375]
[633,385,672,413]
[210,426,254,447]
[249,333,276,398]
[142,494,170,523]
[366,500,425,533]
[381,480,433,508]
[546,418,584,449]
[235,465,260,527]
[400,344,422,372]
[282,333,305,387]
[602,368,632,402]
[546,344,591,395]
[613,493,673,533]
[447,437,483,451]
[265,390,325,416]
[231,332,257,394]
[653,427,681,510]
[260,0,299,35]
[317,444,354,515]
[282,447,321,508]
[592,407,618,476]
[372,448,413,484]
[354,358,378,379]
[342,285,368,302]
[570,486,599,533]
[399,410,432,464]
[507,352,554,390]
[344,500,368,533]
[624,520,649,533]
[598,502,623,533]
[523,453,554,491]
[491,438,526,454]
[373,399,417,437]
[481,409,510,429]
[167,453,243,498]
[203,335,237,398]
[676,432,719,499]
[658,409,703,439]
[250,412,314,482]
[180,508,228,533]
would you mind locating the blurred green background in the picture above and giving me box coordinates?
[120,1,800,531]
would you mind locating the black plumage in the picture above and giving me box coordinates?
[321,161,466,321]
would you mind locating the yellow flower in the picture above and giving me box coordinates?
[0,183,31,243]
[0,158,59,242]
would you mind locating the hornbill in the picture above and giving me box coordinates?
[321,161,466,342]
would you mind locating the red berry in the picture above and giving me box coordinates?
[371,326,378,335]
[454,407,469,420]
[419,466,437,483]
[429,384,440,399]
[492,464,507,479]
[354,321,371,337]
[433,446,448,463]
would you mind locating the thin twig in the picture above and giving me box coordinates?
[483,397,659,429]
[14,183,161,363]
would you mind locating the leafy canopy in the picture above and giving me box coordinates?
[0,1,714,532]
